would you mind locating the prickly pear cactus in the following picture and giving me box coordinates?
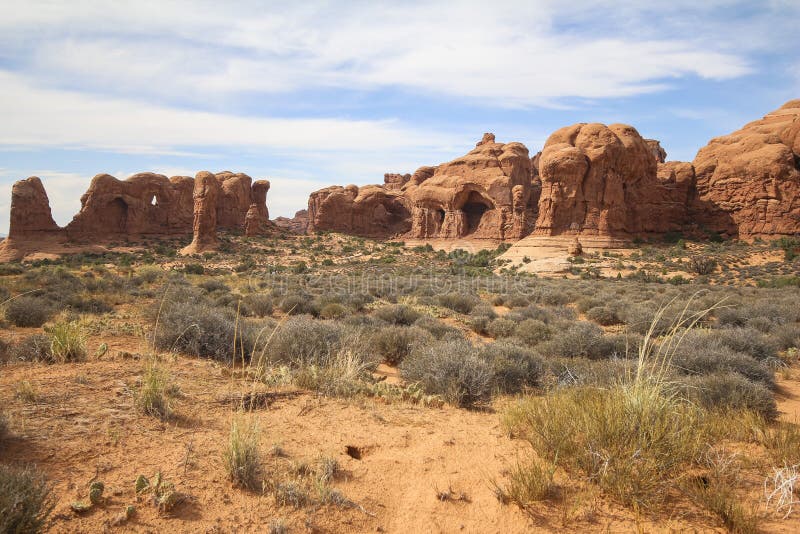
[157,481,178,513]
[70,501,92,513]
[135,474,150,495]
[89,481,105,504]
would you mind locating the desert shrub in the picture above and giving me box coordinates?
[590,333,639,360]
[135,266,163,284]
[183,263,205,275]
[224,415,262,490]
[4,296,54,327]
[486,318,517,339]
[712,327,777,362]
[373,304,420,326]
[437,292,479,314]
[152,301,252,361]
[45,321,87,363]
[401,338,493,407]
[671,333,774,387]
[279,293,320,316]
[585,306,622,326]
[509,304,558,324]
[537,321,602,358]
[241,294,273,318]
[678,373,777,421]
[264,316,344,367]
[576,297,604,314]
[503,294,531,308]
[198,279,230,293]
[372,325,432,365]
[319,303,349,320]
[7,334,53,363]
[480,342,545,394]
[469,315,490,335]
[0,464,56,534]
[413,315,460,339]
[772,323,800,350]
[512,319,552,347]
[688,256,717,275]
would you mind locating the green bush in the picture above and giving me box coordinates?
[4,296,54,327]
[401,338,493,407]
[0,464,56,534]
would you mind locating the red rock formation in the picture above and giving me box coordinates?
[0,177,64,261]
[535,123,691,238]
[273,210,309,234]
[215,171,254,230]
[65,172,194,240]
[383,173,411,191]
[307,184,411,237]
[691,100,800,237]
[646,139,667,163]
[181,171,221,255]
[408,133,535,240]
[244,180,273,236]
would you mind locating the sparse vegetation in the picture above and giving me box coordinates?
[0,464,56,533]
[224,415,262,490]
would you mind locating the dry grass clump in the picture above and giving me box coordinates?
[134,359,174,420]
[492,457,558,507]
[0,464,56,534]
[224,414,262,491]
[46,320,87,363]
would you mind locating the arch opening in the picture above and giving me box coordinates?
[460,191,492,235]
[108,198,128,233]
[436,209,445,224]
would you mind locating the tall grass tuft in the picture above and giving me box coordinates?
[135,359,173,420]
[503,296,720,510]
[46,320,87,363]
[224,414,262,490]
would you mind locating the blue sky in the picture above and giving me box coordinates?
[0,0,798,233]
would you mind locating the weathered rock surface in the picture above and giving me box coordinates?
[691,99,800,237]
[181,171,221,255]
[408,133,537,240]
[0,169,272,261]
[646,139,667,163]
[273,210,309,234]
[0,177,64,261]
[244,180,273,237]
[65,172,195,240]
[535,123,691,238]
[307,184,411,237]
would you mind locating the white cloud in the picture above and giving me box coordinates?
[0,70,460,153]
[0,0,764,107]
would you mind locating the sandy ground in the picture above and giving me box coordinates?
[3,347,800,533]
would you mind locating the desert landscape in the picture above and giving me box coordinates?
[0,98,799,533]
[2,2,800,533]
